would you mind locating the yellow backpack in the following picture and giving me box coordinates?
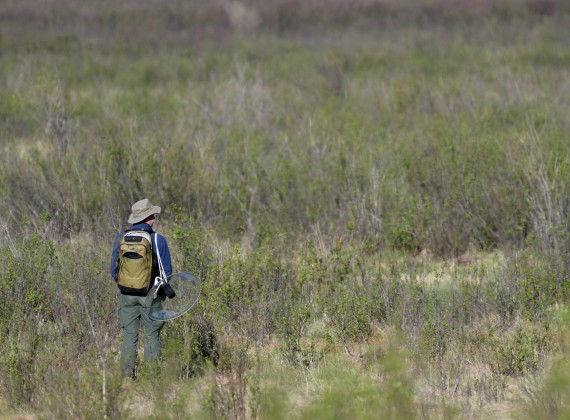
[117,230,153,295]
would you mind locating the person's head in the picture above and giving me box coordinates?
[128,198,161,227]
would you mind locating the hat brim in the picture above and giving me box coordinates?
[128,205,161,224]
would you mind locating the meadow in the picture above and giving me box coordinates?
[1,0,570,418]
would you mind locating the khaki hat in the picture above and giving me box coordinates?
[128,198,161,224]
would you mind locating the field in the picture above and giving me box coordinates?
[1,0,570,418]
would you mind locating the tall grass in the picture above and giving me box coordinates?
[2,2,569,256]
[1,1,570,418]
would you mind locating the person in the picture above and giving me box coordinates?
[110,198,173,378]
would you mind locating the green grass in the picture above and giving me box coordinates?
[1,1,570,418]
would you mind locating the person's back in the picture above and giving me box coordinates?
[110,198,172,378]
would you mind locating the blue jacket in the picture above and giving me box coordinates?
[110,223,173,282]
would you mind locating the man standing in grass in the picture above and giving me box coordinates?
[110,198,173,378]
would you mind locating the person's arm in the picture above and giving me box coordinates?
[156,234,173,277]
[109,233,122,281]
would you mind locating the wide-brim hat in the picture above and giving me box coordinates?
[128,198,161,224]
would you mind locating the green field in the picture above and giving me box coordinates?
[1,1,570,418]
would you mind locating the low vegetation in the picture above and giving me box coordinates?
[1,0,570,418]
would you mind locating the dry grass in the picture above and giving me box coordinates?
[1,0,569,418]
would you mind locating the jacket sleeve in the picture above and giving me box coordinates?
[155,234,173,277]
[109,233,122,281]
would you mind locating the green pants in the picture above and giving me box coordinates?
[119,292,164,376]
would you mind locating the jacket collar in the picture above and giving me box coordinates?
[130,223,153,233]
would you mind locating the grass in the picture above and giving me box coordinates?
[1,232,569,418]
[1,0,570,418]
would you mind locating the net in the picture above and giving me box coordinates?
[149,272,201,321]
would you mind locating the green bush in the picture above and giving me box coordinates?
[1,1,570,417]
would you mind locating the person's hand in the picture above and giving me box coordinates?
[162,283,176,299]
